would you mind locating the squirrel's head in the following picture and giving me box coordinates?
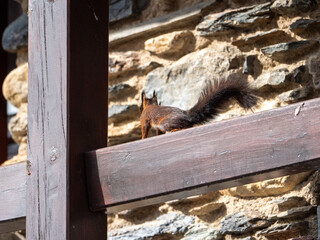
[140,90,158,112]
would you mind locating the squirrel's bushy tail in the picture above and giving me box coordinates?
[187,74,258,125]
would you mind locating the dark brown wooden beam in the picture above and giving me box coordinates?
[28,0,108,239]
[0,0,8,165]
[86,97,320,213]
[0,163,26,233]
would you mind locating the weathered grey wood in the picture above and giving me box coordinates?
[109,0,218,47]
[86,98,320,213]
[28,0,108,239]
[0,163,26,233]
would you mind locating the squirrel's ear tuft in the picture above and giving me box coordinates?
[140,91,146,112]
[153,90,158,101]
[152,90,158,105]
[141,91,146,100]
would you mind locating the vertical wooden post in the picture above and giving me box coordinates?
[0,0,8,165]
[27,0,108,239]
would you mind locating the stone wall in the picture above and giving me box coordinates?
[108,0,320,239]
[2,0,28,166]
[2,0,320,239]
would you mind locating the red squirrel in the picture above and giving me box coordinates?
[140,75,258,139]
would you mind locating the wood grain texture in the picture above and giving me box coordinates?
[86,98,320,213]
[28,0,108,239]
[0,0,8,165]
[0,163,26,233]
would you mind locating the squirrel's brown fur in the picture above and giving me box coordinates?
[140,75,258,139]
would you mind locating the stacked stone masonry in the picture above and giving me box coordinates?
[2,0,320,239]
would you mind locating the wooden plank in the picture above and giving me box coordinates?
[27,0,108,239]
[0,163,26,233]
[0,0,8,165]
[86,98,320,213]
[109,0,217,47]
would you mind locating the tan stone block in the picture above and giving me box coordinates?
[18,139,27,156]
[144,31,195,57]
[1,153,27,166]
[189,202,225,216]
[221,172,311,197]
[8,103,28,145]
[108,121,142,146]
[2,63,28,108]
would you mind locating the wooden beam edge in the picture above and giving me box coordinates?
[86,97,320,212]
[0,162,26,232]
[104,159,320,213]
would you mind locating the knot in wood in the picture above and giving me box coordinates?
[50,147,59,161]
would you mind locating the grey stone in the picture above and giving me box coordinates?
[307,56,320,90]
[233,29,289,47]
[144,47,243,110]
[182,224,222,240]
[8,142,19,160]
[108,105,140,124]
[109,83,137,102]
[258,221,308,239]
[2,13,28,53]
[271,0,318,16]
[138,61,163,75]
[251,68,291,91]
[277,205,317,219]
[136,0,150,12]
[261,40,319,62]
[290,18,320,34]
[278,87,311,103]
[271,196,308,211]
[109,0,134,23]
[221,211,272,235]
[109,83,131,94]
[243,57,252,74]
[293,65,313,86]
[109,0,150,23]
[243,55,262,77]
[108,212,195,240]
[196,3,272,36]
